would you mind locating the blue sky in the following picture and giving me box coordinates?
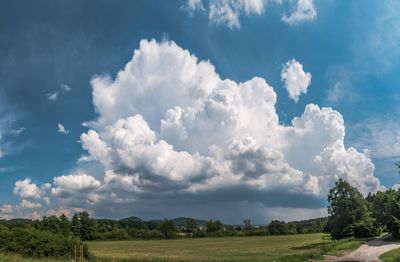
[0,0,400,223]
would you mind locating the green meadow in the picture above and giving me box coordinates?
[86,233,367,262]
[380,248,400,262]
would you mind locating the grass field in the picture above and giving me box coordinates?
[87,233,369,262]
[380,248,400,262]
[0,254,63,262]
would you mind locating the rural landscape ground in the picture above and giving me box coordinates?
[2,233,400,262]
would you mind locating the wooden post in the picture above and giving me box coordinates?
[80,244,83,262]
[74,245,77,262]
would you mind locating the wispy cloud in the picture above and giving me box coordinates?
[183,0,317,29]
[10,127,25,136]
[47,92,58,101]
[349,116,400,160]
[47,84,72,101]
[57,123,70,135]
[282,0,316,25]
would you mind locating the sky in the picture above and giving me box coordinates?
[1,0,400,224]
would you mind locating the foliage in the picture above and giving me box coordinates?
[159,219,177,238]
[327,178,379,239]
[243,219,252,231]
[267,220,288,235]
[0,226,86,258]
[185,218,198,233]
[205,220,223,233]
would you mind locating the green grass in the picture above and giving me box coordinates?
[380,248,400,262]
[0,253,65,262]
[0,234,370,262]
[87,233,368,262]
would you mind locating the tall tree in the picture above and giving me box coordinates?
[327,178,378,239]
[206,220,223,233]
[159,219,177,238]
[186,218,198,233]
[267,220,288,235]
[243,219,252,231]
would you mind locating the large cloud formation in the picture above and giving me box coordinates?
[4,39,381,222]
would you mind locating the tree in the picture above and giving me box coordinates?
[243,219,252,231]
[71,213,81,237]
[206,220,223,233]
[327,178,379,239]
[78,212,96,240]
[59,214,70,236]
[267,220,288,235]
[159,219,177,238]
[186,218,198,233]
[41,215,60,234]
[71,212,96,240]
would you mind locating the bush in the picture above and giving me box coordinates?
[353,216,381,238]
[159,219,177,239]
[0,227,87,258]
[101,228,130,240]
[146,229,166,239]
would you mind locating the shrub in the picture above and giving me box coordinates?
[0,227,87,258]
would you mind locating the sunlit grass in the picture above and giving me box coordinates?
[380,248,400,262]
[0,234,370,261]
[88,233,367,261]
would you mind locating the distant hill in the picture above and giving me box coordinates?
[120,216,143,222]
[118,215,327,228]
[119,216,209,226]
[172,217,208,226]
[148,219,163,223]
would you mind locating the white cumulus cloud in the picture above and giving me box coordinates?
[184,0,204,12]
[184,0,317,28]
[6,39,381,221]
[82,39,379,199]
[53,173,101,193]
[13,178,42,199]
[0,204,13,214]
[282,0,316,25]
[281,59,312,102]
[19,199,42,209]
[208,0,266,28]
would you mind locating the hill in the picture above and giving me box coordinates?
[172,217,208,226]
[120,216,143,222]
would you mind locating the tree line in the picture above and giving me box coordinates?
[327,178,400,239]
[5,175,400,259]
[0,212,327,258]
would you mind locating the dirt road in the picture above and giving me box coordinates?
[324,238,400,262]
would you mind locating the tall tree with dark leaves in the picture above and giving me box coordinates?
[327,179,379,239]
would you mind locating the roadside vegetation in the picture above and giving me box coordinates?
[326,177,400,240]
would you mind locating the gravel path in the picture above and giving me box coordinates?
[324,238,400,262]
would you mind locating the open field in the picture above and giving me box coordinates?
[380,248,400,262]
[0,254,63,262]
[88,233,369,262]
